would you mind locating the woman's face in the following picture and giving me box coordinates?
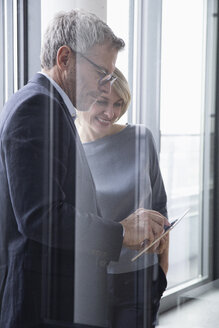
[78,87,124,139]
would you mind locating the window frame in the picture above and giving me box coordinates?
[129,0,162,153]
[129,0,218,312]
[0,0,41,112]
[0,0,4,110]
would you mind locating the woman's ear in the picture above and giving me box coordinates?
[56,46,74,70]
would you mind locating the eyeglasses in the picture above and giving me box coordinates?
[78,53,117,86]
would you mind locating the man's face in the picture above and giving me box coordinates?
[64,43,118,112]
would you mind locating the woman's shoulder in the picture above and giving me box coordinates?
[112,124,127,134]
[129,124,153,139]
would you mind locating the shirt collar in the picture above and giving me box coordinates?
[38,71,76,117]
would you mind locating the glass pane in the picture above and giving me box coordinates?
[107,0,130,124]
[160,0,206,288]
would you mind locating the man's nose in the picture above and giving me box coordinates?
[98,81,111,95]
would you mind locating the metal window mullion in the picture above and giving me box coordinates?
[201,0,218,280]
[4,0,14,101]
[0,0,5,110]
[131,0,162,152]
[13,0,18,92]
[132,0,143,125]
[213,0,219,279]
[17,0,28,88]
[4,0,8,102]
[127,0,135,124]
[26,0,41,80]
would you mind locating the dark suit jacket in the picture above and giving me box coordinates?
[0,73,123,328]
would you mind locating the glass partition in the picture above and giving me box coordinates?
[159,0,216,289]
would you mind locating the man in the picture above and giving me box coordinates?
[0,9,168,328]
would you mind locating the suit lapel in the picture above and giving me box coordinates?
[29,73,77,134]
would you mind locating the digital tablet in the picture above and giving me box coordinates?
[131,208,190,262]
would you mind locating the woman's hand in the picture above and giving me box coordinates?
[158,234,169,275]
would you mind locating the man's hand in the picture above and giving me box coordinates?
[120,208,169,250]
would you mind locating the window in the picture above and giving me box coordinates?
[0,0,15,107]
[1,0,217,316]
[160,0,217,293]
[160,0,210,288]
[106,0,217,309]
[0,0,4,111]
[0,0,41,111]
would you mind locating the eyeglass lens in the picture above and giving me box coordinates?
[99,75,117,86]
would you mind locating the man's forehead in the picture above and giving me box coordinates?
[87,43,118,72]
[88,42,116,53]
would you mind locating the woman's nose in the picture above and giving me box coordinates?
[103,105,114,119]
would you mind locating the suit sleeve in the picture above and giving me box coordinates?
[2,93,123,258]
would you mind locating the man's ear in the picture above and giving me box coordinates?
[56,46,74,70]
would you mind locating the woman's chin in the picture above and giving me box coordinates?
[93,121,112,137]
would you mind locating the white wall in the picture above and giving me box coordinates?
[41,0,107,38]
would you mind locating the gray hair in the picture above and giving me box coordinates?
[41,9,125,69]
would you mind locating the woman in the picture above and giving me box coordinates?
[76,68,169,328]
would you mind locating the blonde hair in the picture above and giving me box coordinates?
[112,67,131,120]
